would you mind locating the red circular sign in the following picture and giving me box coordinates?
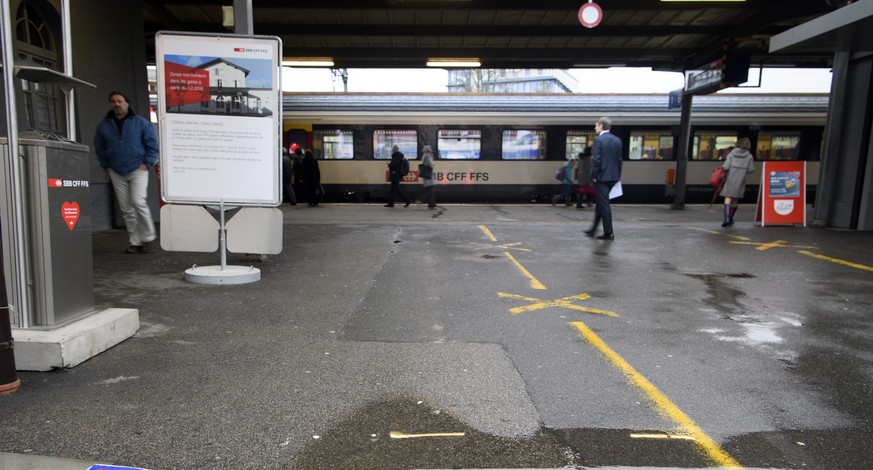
[578,2,603,29]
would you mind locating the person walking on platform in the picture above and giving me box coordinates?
[420,145,437,209]
[385,145,411,208]
[94,91,160,254]
[303,149,321,206]
[719,137,755,227]
[575,147,594,208]
[552,158,574,206]
[584,116,622,240]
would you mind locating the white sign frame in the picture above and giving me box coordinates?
[155,31,282,206]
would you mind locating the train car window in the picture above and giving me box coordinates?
[757,131,801,160]
[692,131,737,160]
[566,131,595,160]
[374,130,418,160]
[502,130,547,160]
[313,130,354,159]
[437,130,481,159]
[629,131,674,160]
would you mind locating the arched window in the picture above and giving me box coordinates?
[14,0,64,134]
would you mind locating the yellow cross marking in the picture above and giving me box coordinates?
[497,242,532,252]
[729,239,818,251]
[498,292,618,317]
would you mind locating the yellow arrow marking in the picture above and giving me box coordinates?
[499,292,618,317]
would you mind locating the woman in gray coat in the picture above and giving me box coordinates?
[420,145,437,209]
[719,137,756,227]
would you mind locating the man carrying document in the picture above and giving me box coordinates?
[584,116,622,240]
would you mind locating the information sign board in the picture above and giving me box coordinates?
[756,161,806,226]
[155,32,282,206]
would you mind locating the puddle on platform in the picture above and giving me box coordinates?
[289,397,710,469]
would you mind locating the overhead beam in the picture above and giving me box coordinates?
[151,0,771,11]
[252,23,716,38]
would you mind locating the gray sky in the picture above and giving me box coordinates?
[281,67,832,94]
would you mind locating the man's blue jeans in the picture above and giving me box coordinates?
[108,168,156,246]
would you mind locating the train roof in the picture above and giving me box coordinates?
[282,93,829,126]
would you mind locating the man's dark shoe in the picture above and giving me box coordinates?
[384,204,394,207]
[596,233,614,240]
[583,229,595,237]
[142,239,159,253]
[124,245,141,254]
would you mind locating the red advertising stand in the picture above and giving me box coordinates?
[755,161,806,226]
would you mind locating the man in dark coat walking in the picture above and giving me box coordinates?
[584,116,622,240]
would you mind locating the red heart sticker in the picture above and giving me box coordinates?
[62,201,80,231]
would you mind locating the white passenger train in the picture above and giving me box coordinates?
[282,93,827,204]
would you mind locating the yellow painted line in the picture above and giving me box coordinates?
[479,225,498,242]
[689,227,750,241]
[569,321,741,469]
[799,250,873,272]
[630,433,697,441]
[389,431,465,439]
[502,251,546,290]
[499,292,618,317]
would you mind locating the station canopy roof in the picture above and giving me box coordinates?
[143,0,842,71]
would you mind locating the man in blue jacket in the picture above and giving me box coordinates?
[584,116,622,240]
[94,91,160,253]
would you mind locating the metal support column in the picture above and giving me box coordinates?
[671,93,694,210]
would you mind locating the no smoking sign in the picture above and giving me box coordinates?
[578,2,603,28]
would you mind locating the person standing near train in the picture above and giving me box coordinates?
[575,146,594,208]
[420,145,437,209]
[584,116,622,240]
[385,144,411,208]
[292,145,306,204]
[719,137,755,227]
[282,147,296,205]
[303,149,321,206]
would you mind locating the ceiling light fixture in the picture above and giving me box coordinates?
[426,58,481,68]
[661,0,745,2]
[282,58,335,67]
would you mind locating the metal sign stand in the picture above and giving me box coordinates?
[184,201,260,285]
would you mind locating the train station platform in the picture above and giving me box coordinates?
[2,203,871,469]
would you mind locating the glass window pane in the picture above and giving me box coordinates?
[502,130,546,160]
[437,129,481,159]
[629,131,673,160]
[757,131,801,160]
[313,130,354,159]
[692,131,737,160]
[566,131,594,160]
[374,130,417,160]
